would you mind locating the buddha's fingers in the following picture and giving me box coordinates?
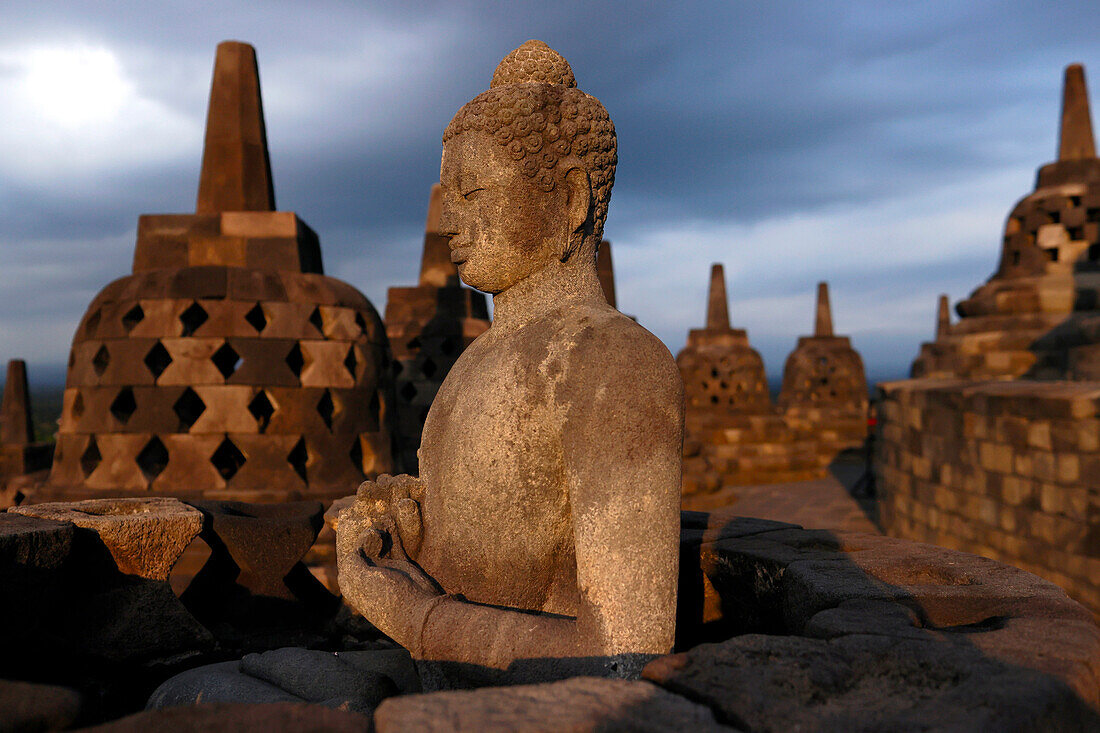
[394,497,423,557]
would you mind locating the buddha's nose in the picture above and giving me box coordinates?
[436,207,459,241]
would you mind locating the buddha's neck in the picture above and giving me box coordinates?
[491,254,603,332]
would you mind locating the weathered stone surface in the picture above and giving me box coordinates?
[336,40,682,682]
[645,634,1098,732]
[671,512,1100,725]
[0,679,82,733]
[84,702,370,732]
[11,497,201,580]
[374,677,727,732]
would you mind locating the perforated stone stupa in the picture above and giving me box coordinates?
[678,265,817,502]
[912,64,1100,380]
[383,184,489,473]
[42,41,394,503]
[778,282,868,457]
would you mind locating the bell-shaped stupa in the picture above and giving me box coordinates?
[383,184,489,473]
[913,64,1100,380]
[42,41,394,503]
[778,282,868,459]
[678,265,817,504]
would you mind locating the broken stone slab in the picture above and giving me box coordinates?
[10,497,201,580]
[373,676,729,732]
[148,646,410,714]
[644,633,1099,732]
[0,512,74,569]
[83,702,370,732]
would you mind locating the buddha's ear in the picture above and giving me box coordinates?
[564,166,591,236]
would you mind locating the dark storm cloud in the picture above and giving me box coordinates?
[2,0,1100,383]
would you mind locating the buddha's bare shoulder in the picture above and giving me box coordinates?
[553,303,682,396]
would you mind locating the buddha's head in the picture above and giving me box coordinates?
[439,40,617,294]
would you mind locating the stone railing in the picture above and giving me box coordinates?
[875,378,1100,616]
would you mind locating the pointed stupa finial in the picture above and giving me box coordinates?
[597,240,617,308]
[814,281,833,337]
[1,360,34,446]
[419,183,460,287]
[936,294,951,339]
[196,41,276,214]
[1058,63,1096,161]
[706,264,730,330]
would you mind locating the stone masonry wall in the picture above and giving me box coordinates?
[875,378,1100,615]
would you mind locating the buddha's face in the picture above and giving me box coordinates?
[438,132,569,294]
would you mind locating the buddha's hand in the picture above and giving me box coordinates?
[336,513,444,650]
[337,474,425,558]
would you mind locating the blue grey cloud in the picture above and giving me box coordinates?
[2,0,1099,387]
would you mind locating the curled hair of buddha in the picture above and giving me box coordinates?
[443,40,617,240]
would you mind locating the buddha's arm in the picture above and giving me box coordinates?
[416,328,684,666]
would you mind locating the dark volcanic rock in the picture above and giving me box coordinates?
[80,702,370,732]
[0,679,83,732]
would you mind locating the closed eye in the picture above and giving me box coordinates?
[463,188,485,200]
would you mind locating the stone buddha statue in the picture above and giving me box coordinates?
[336,40,683,681]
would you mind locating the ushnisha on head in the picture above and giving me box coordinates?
[440,40,617,293]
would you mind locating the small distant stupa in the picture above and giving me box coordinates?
[43,41,394,503]
[778,282,868,457]
[677,265,816,503]
[384,184,489,473]
[1,360,53,502]
[913,64,1100,380]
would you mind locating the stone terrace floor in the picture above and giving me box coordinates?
[684,459,881,534]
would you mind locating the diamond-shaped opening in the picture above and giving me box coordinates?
[287,438,308,482]
[248,390,276,433]
[71,391,85,420]
[110,387,137,424]
[245,303,267,333]
[440,337,457,356]
[343,345,358,378]
[211,342,241,379]
[421,357,438,379]
[407,336,421,351]
[309,307,324,335]
[122,304,145,333]
[173,387,206,431]
[85,309,102,337]
[286,342,305,378]
[211,437,246,481]
[354,312,367,334]
[349,436,363,473]
[144,341,173,380]
[136,436,169,483]
[400,381,417,402]
[392,360,404,377]
[92,345,110,377]
[180,301,209,337]
[80,437,101,478]
[317,389,335,431]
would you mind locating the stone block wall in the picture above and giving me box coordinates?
[875,378,1100,615]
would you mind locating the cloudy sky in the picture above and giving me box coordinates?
[2,1,1099,386]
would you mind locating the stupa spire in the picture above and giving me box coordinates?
[706,263,730,330]
[196,41,275,214]
[1058,63,1096,161]
[814,281,833,337]
[1,360,34,446]
[937,294,951,339]
[418,184,459,287]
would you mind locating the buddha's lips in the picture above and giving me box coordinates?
[450,248,468,264]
